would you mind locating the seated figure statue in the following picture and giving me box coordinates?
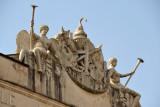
[32,24,51,72]
[107,57,141,107]
[19,24,81,73]
[19,24,51,73]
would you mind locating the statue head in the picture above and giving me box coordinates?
[40,25,49,35]
[109,57,117,67]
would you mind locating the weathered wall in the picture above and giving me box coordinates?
[0,54,141,107]
[0,55,29,89]
[0,79,69,107]
[0,54,112,107]
[62,70,111,107]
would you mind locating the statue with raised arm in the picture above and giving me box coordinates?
[19,5,52,73]
[19,23,51,73]
[31,24,51,72]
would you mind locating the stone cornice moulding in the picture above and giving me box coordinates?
[0,79,70,107]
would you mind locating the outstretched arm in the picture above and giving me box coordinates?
[119,71,134,77]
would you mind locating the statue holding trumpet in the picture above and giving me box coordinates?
[108,57,144,107]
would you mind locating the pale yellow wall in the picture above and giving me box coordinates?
[62,71,111,107]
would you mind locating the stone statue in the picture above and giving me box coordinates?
[108,57,141,107]
[31,24,51,72]
[16,15,142,106]
[19,23,51,73]
[19,5,51,73]
[11,5,144,107]
[107,57,134,88]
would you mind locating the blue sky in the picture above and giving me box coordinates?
[0,0,160,106]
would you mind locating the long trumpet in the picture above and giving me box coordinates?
[30,5,38,50]
[124,58,144,87]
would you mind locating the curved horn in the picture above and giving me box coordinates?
[79,17,87,27]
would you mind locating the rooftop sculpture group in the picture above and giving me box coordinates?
[14,5,144,107]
